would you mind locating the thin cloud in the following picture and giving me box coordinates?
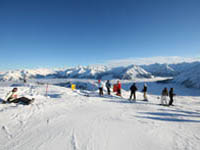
[106,56,200,67]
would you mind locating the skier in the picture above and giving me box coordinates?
[142,83,148,101]
[23,74,27,83]
[2,88,34,105]
[169,88,176,106]
[161,87,168,105]
[106,80,111,95]
[98,80,104,96]
[129,83,138,101]
[116,80,121,96]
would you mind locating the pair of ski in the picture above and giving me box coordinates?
[128,99,148,103]
[159,104,175,107]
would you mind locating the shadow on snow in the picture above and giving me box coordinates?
[136,111,200,123]
[47,94,62,98]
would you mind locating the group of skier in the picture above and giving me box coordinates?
[2,80,176,106]
[161,87,176,106]
[98,80,121,96]
[98,80,176,106]
[98,80,147,100]
[129,83,148,101]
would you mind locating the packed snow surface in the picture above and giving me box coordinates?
[0,79,200,150]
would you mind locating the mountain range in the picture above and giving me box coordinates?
[0,58,200,89]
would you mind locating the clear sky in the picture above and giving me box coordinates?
[0,0,200,70]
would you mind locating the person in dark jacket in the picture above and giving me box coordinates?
[129,83,138,100]
[106,80,111,95]
[142,83,148,100]
[169,88,176,106]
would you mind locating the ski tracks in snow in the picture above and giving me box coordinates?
[1,125,13,139]
[1,84,200,150]
[70,130,80,150]
[172,122,200,150]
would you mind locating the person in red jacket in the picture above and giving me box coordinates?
[116,81,121,96]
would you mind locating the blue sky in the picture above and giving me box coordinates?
[0,0,200,70]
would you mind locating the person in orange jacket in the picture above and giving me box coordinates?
[116,81,121,96]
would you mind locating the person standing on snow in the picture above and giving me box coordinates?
[142,83,148,101]
[169,88,176,106]
[116,80,121,96]
[161,87,168,105]
[2,88,34,105]
[98,80,104,96]
[129,83,138,100]
[106,80,111,95]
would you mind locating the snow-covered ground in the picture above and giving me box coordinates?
[0,79,200,150]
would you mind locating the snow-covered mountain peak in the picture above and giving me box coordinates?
[122,65,153,79]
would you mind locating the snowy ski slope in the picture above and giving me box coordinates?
[0,79,200,150]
